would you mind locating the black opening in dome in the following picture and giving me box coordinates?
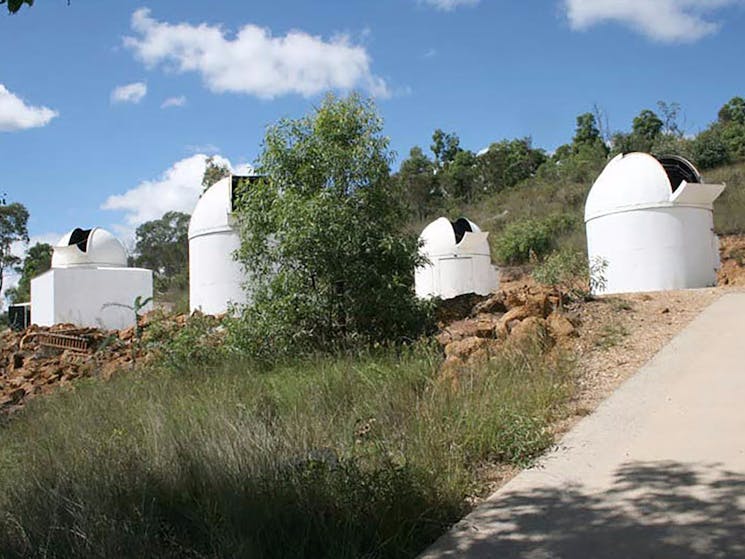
[656,155,700,192]
[451,218,473,244]
[68,228,92,253]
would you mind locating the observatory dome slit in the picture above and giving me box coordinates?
[68,228,92,252]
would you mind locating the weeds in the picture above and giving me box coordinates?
[594,322,629,350]
[0,344,573,559]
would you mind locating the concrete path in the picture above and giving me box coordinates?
[421,292,745,559]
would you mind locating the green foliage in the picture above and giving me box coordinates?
[0,343,573,558]
[718,96,745,125]
[201,155,231,192]
[612,109,663,154]
[572,113,608,157]
[721,122,745,161]
[691,126,731,170]
[594,321,629,350]
[232,93,432,359]
[133,211,189,296]
[691,97,745,170]
[439,149,478,202]
[5,242,51,304]
[709,161,745,234]
[494,214,577,265]
[102,296,153,367]
[533,249,607,302]
[475,137,546,194]
[0,201,29,296]
[395,146,442,219]
[430,128,461,167]
[1,0,33,13]
[145,311,227,371]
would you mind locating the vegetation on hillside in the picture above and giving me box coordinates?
[4,92,745,558]
[0,341,573,558]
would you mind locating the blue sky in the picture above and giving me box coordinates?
[1,0,744,256]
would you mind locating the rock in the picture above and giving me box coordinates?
[435,293,489,324]
[437,315,501,346]
[118,326,135,341]
[547,313,577,340]
[660,307,670,314]
[439,355,466,388]
[471,293,508,316]
[444,337,489,359]
[509,317,553,349]
[435,330,453,346]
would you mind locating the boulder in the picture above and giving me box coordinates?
[547,313,577,340]
[509,317,553,349]
[444,337,489,359]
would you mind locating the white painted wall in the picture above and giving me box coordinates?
[189,230,248,315]
[415,217,499,300]
[30,272,55,326]
[587,207,720,294]
[31,267,153,330]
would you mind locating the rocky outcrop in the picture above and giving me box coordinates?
[435,285,582,384]
[0,312,200,414]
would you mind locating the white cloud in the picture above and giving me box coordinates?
[0,84,58,132]
[420,0,479,11]
[111,82,148,104]
[564,0,740,43]
[161,95,187,108]
[101,154,253,237]
[124,8,389,99]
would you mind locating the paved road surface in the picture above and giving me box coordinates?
[421,292,745,559]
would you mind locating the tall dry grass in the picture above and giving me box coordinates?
[0,342,573,558]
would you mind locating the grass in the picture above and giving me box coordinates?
[710,160,745,235]
[594,322,629,350]
[0,341,574,559]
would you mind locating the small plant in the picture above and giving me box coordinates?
[159,312,226,371]
[532,249,607,307]
[609,297,634,312]
[588,256,608,295]
[594,321,629,350]
[102,295,153,367]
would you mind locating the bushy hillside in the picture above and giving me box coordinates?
[397,97,745,267]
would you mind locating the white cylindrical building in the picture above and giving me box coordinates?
[188,175,250,314]
[585,153,725,295]
[415,217,499,299]
[31,227,153,330]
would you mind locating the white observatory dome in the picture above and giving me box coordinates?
[585,153,725,295]
[51,227,128,269]
[189,175,254,315]
[415,217,499,299]
[33,226,152,330]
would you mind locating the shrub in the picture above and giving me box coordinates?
[691,126,731,170]
[144,311,227,371]
[494,214,577,265]
[232,94,433,360]
[533,249,607,302]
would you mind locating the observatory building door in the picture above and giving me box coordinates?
[438,257,474,299]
